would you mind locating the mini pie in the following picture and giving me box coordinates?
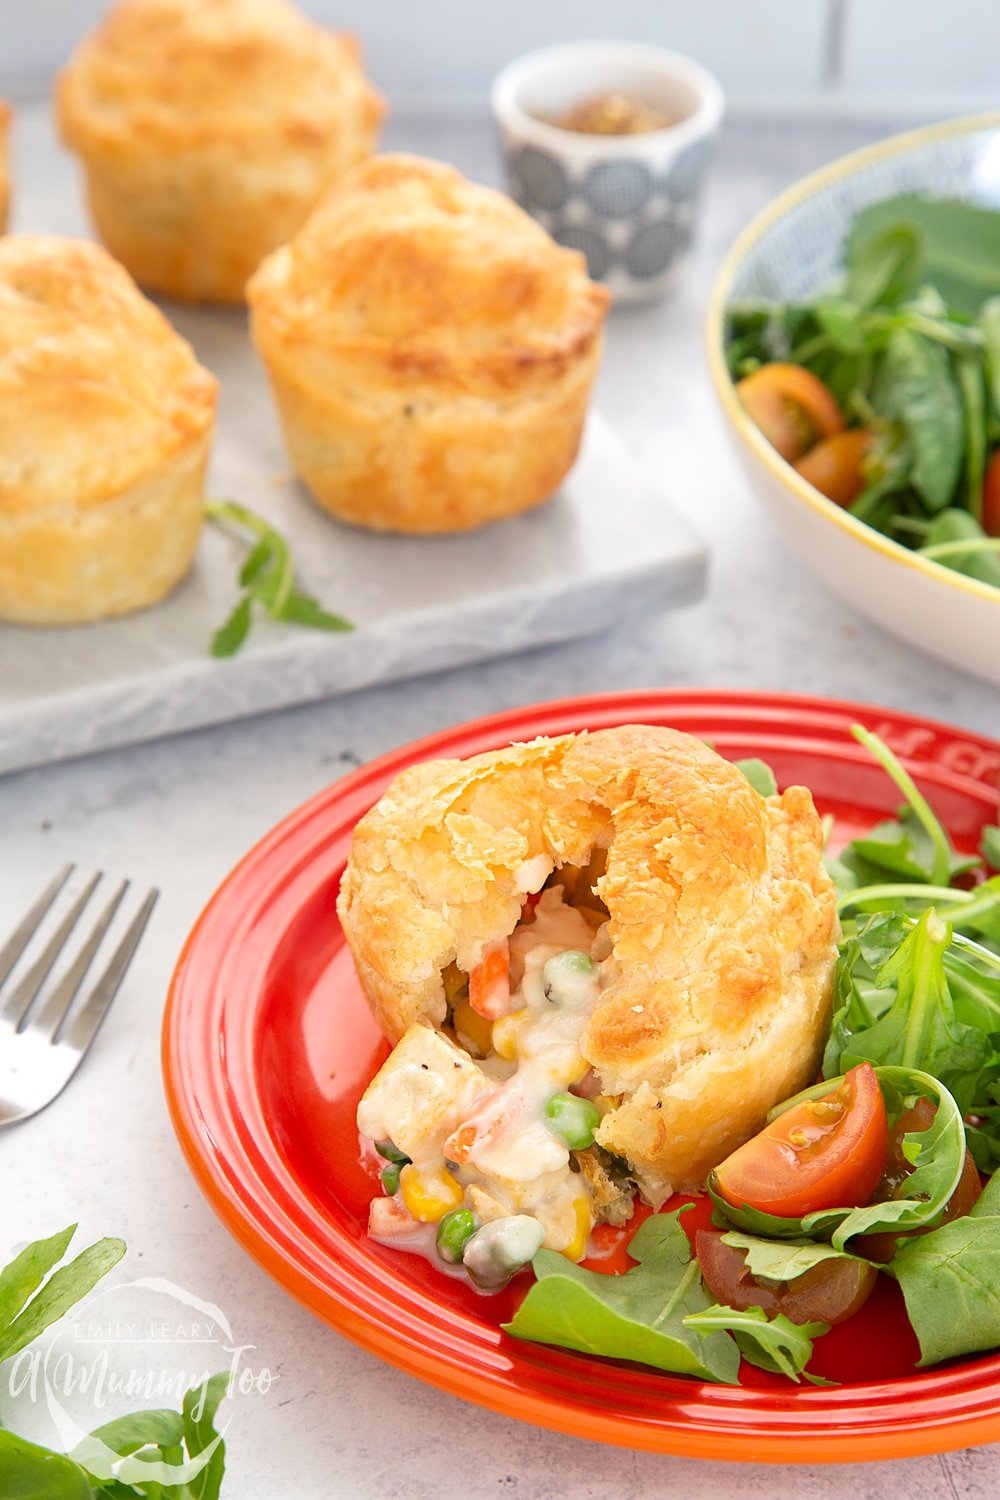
[0,236,217,624]
[342,724,838,1254]
[57,0,385,304]
[0,102,11,233]
[247,153,611,533]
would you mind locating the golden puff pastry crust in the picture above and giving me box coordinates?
[247,154,611,532]
[338,724,839,1204]
[0,236,217,624]
[57,0,385,304]
[0,102,10,233]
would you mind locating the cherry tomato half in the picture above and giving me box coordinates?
[793,427,872,509]
[982,449,1000,537]
[695,1228,877,1326]
[856,1096,982,1262]
[736,363,845,464]
[713,1062,888,1219]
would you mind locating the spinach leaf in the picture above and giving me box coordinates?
[732,757,778,798]
[891,1212,1000,1366]
[846,223,921,309]
[503,1210,739,1383]
[873,328,963,512]
[919,508,1000,587]
[850,196,1000,315]
[682,1305,828,1383]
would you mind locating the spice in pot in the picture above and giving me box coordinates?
[547,92,673,135]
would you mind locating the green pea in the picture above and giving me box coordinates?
[380,1163,402,1195]
[542,950,596,1007]
[462,1216,545,1289]
[435,1208,477,1264]
[375,1139,411,1166]
[544,1092,601,1150]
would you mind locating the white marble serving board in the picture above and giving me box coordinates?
[0,104,707,777]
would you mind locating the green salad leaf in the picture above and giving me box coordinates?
[891,1190,1000,1366]
[503,1210,739,1383]
[727,194,1000,590]
[849,195,1000,316]
[682,1305,828,1383]
[732,757,779,798]
[718,1232,874,1282]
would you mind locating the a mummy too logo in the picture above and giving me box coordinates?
[8,1273,276,1487]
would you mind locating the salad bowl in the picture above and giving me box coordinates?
[163,689,1000,1463]
[707,114,1000,687]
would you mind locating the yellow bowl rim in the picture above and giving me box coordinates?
[706,109,1000,611]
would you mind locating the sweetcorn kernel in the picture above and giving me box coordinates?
[492,1008,530,1061]
[559,1197,593,1263]
[561,1052,591,1086]
[399,1164,464,1223]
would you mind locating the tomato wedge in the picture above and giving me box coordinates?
[695,1229,877,1326]
[793,427,872,509]
[982,449,1000,537]
[736,363,845,464]
[713,1062,888,1219]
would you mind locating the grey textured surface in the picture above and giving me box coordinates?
[2,105,1000,1499]
[1,103,705,775]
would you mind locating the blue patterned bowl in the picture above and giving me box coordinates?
[492,41,723,303]
[707,114,1000,687]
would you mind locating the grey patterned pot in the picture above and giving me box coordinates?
[493,41,723,302]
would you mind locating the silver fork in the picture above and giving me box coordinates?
[0,865,158,1127]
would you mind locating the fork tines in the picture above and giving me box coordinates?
[0,865,158,1046]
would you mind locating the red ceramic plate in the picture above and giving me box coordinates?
[163,690,1000,1463]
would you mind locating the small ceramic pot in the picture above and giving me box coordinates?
[492,40,724,302]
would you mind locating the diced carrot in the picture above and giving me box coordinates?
[444,1122,478,1164]
[469,940,513,1020]
[445,1080,522,1167]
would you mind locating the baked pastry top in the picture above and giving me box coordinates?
[247,153,610,396]
[0,236,216,519]
[58,0,384,167]
[340,724,839,1203]
[0,102,10,233]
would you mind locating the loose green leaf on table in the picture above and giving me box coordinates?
[0,1234,125,1364]
[682,1304,829,1383]
[206,500,354,658]
[503,1210,740,1383]
[0,1228,231,1498]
